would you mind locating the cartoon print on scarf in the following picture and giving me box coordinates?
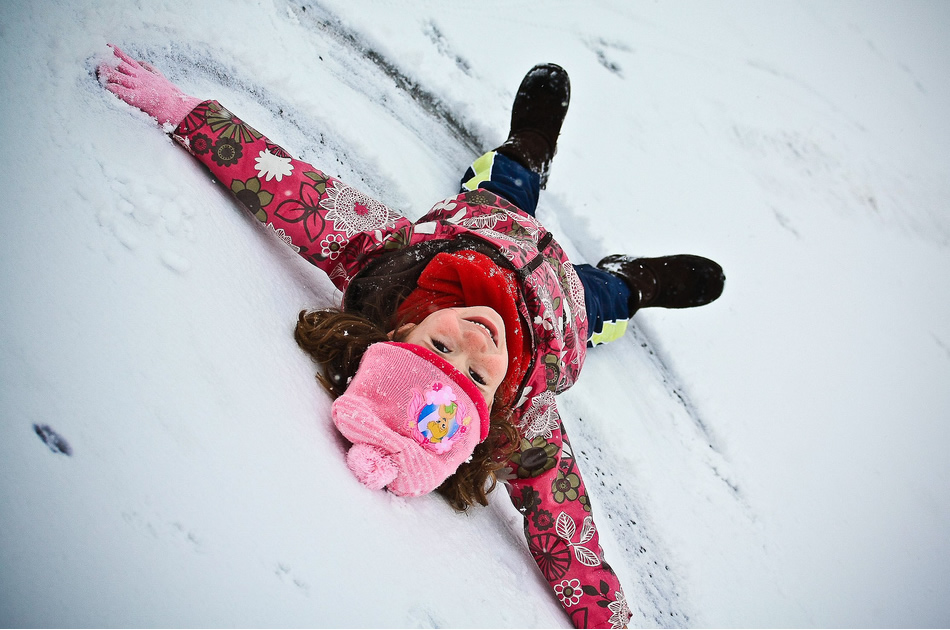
[407,382,472,454]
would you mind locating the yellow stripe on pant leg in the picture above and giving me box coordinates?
[589,319,629,347]
[462,151,497,191]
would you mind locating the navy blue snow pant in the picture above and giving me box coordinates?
[460,151,632,347]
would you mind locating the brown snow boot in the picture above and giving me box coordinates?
[494,63,571,187]
[597,254,725,315]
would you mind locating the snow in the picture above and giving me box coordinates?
[2,0,949,627]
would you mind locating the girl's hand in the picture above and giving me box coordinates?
[97,45,202,128]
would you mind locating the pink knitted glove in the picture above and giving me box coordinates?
[98,45,202,128]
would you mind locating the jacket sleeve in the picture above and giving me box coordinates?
[171,100,411,290]
[505,398,631,629]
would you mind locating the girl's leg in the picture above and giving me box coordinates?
[460,151,541,216]
[580,254,726,347]
[574,263,633,347]
[459,63,570,217]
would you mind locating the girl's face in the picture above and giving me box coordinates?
[398,306,509,407]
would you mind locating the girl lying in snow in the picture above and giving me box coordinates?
[98,44,723,629]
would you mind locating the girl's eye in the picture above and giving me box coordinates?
[432,340,450,353]
[469,368,486,386]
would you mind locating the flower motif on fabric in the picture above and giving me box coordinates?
[533,287,564,337]
[274,175,329,243]
[581,581,631,628]
[532,508,555,532]
[177,101,213,135]
[529,533,572,581]
[320,233,346,259]
[554,579,583,607]
[321,180,398,237]
[521,390,559,440]
[607,591,631,629]
[564,261,587,323]
[265,223,300,252]
[543,354,562,392]
[230,177,273,222]
[474,227,522,247]
[382,224,413,251]
[556,512,601,568]
[552,470,582,503]
[264,140,291,159]
[255,149,293,182]
[190,132,212,155]
[460,210,506,231]
[515,485,542,515]
[430,199,458,214]
[522,218,543,240]
[407,382,472,454]
[206,104,262,144]
[462,190,496,206]
[510,436,558,479]
[212,136,243,167]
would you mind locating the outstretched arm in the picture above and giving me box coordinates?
[506,406,631,629]
[97,46,410,289]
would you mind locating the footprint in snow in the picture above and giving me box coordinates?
[33,424,73,456]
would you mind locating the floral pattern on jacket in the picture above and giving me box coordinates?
[173,101,630,629]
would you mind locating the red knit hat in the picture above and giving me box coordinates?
[331,342,491,497]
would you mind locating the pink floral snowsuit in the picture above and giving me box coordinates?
[173,101,632,629]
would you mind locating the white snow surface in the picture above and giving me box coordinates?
[2,0,949,627]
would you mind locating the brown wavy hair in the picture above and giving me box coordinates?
[294,308,519,511]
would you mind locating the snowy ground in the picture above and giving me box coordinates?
[2,0,949,627]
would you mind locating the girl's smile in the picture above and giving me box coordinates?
[397,306,509,407]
